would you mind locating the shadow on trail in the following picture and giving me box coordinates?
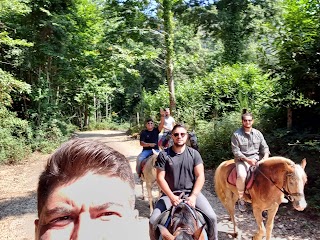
[135,196,152,218]
[0,191,36,220]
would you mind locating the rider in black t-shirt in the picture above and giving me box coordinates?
[136,109,165,177]
[149,124,218,240]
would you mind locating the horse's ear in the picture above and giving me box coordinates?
[301,158,307,170]
[193,224,206,240]
[158,225,175,240]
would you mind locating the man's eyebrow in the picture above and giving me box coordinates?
[44,207,73,217]
[92,202,124,211]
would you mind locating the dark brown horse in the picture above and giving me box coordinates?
[214,157,307,240]
[157,201,207,240]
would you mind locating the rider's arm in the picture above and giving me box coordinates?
[158,109,165,132]
[259,132,270,160]
[140,141,155,147]
[190,163,205,198]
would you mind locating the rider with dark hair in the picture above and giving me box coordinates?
[231,110,271,211]
[149,123,218,240]
[136,109,165,177]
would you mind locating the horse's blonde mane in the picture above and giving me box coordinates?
[259,156,295,167]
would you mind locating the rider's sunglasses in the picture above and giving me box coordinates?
[243,119,252,122]
[173,132,186,137]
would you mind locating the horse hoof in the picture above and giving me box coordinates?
[231,232,238,238]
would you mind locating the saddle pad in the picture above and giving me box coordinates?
[227,166,255,190]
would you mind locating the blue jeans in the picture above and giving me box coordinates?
[136,149,159,175]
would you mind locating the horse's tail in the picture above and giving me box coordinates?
[214,161,227,204]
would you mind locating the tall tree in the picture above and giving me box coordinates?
[162,0,176,113]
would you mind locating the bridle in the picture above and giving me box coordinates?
[256,164,304,202]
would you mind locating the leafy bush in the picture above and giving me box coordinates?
[0,128,31,164]
[0,107,32,164]
[197,112,240,168]
[31,119,77,153]
[87,119,130,131]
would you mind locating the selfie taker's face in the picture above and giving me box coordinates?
[35,173,138,240]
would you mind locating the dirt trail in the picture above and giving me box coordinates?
[0,130,318,240]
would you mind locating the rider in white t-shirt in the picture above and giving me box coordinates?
[159,108,175,148]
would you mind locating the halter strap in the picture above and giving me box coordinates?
[256,164,303,201]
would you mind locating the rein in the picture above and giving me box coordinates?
[255,164,304,202]
[170,192,199,233]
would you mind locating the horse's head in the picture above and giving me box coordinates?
[158,203,205,240]
[187,131,199,151]
[286,158,307,211]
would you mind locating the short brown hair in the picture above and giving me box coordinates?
[241,109,253,120]
[37,138,134,217]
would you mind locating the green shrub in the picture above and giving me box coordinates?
[87,119,130,131]
[0,129,31,164]
[197,112,240,168]
[0,107,32,164]
[31,119,77,153]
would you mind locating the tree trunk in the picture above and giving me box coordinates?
[287,107,292,130]
[163,0,176,115]
[105,94,108,119]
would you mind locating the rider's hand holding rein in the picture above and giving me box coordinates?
[242,157,258,166]
[170,194,182,206]
[186,194,197,208]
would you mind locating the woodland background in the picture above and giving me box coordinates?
[0,0,319,213]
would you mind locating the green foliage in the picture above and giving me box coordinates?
[87,119,130,131]
[0,128,32,164]
[138,63,275,129]
[196,112,240,168]
[201,63,275,117]
[31,119,77,153]
[0,69,31,107]
[0,107,32,164]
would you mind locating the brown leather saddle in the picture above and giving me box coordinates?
[227,165,256,190]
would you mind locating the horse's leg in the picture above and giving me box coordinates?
[251,206,265,240]
[264,205,279,240]
[224,190,238,238]
[146,181,154,215]
[141,179,145,200]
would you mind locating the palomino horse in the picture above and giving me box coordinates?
[157,194,208,240]
[214,157,307,240]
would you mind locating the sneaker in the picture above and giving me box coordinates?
[238,198,246,212]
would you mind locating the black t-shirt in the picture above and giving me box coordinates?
[156,146,203,192]
[140,128,160,150]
